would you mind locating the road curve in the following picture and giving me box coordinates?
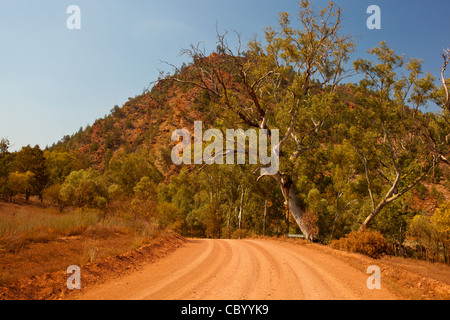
[77,239,397,300]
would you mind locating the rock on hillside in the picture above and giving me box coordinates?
[52,65,215,176]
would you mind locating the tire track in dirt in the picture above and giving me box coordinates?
[202,239,271,300]
[128,239,219,299]
[159,239,234,299]
[192,239,250,300]
[246,239,397,300]
[241,240,305,299]
[246,240,356,299]
[76,238,398,300]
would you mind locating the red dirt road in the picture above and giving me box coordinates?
[77,238,397,300]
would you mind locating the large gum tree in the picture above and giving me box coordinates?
[165,1,355,240]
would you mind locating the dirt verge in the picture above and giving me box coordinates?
[0,233,188,300]
[267,236,450,300]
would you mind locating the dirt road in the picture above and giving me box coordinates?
[77,238,397,300]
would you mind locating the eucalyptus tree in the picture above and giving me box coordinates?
[350,42,438,230]
[164,1,355,240]
[421,48,450,168]
[12,145,48,201]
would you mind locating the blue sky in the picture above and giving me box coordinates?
[1,0,449,151]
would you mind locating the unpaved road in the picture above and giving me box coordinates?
[77,238,397,300]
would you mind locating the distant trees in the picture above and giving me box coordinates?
[0,138,9,154]
[433,202,450,263]
[0,143,64,203]
[42,149,163,213]
[11,145,48,201]
[44,148,81,185]
[43,183,66,212]
[129,176,158,222]
[0,143,93,206]
[106,150,163,196]
[7,171,34,202]
[59,168,108,209]
[155,165,285,238]
[408,201,450,263]
[0,139,11,201]
[41,148,91,210]
[111,105,125,118]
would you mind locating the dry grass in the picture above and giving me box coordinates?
[0,233,188,300]
[0,200,165,285]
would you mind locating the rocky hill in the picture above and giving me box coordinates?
[52,62,216,176]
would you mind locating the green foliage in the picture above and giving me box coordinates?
[11,145,48,200]
[415,183,428,198]
[105,128,122,150]
[408,202,450,263]
[0,139,9,154]
[90,142,99,153]
[111,105,125,118]
[60,168,108,209]
[106,150,163,196]
[134,176,157,199]
[7,171,34,200]
[44,148,79,185]
[0,139,12,200]
[154,164,285,239]
[157,201,184,231]
[372,196,415,245]
[43,183,66,212]
[101,116,115,134]
[433,202,450,236]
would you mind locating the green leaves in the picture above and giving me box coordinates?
[11,145,48,200]
[106,150,163,196]
[59,168,107,209]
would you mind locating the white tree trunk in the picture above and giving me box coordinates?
[275,173,314,240]
[286,185,311,239]
[263,199,267,235]
[238,188,245,236]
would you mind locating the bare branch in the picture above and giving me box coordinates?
[381,121,400,174]
[352,145,375,211]
[441,48,450,111]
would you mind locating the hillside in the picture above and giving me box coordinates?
[51,50,450,204]
[51,57,226,177]
[52,52,450,214]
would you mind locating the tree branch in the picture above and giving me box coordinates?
[440,48,450,112]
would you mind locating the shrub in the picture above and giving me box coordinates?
[90,142,99,153]
[330,230,390,258]
[231,229,249,239]
[414,183,428,196]
[408,203,450,263]
[125,118,134,129]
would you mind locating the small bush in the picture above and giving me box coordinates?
[330,230,391,258]
[83,241,98,263]
[231,229,249,239]
[415,183,428,195]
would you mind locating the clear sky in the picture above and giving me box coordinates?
[1,0,449,151]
